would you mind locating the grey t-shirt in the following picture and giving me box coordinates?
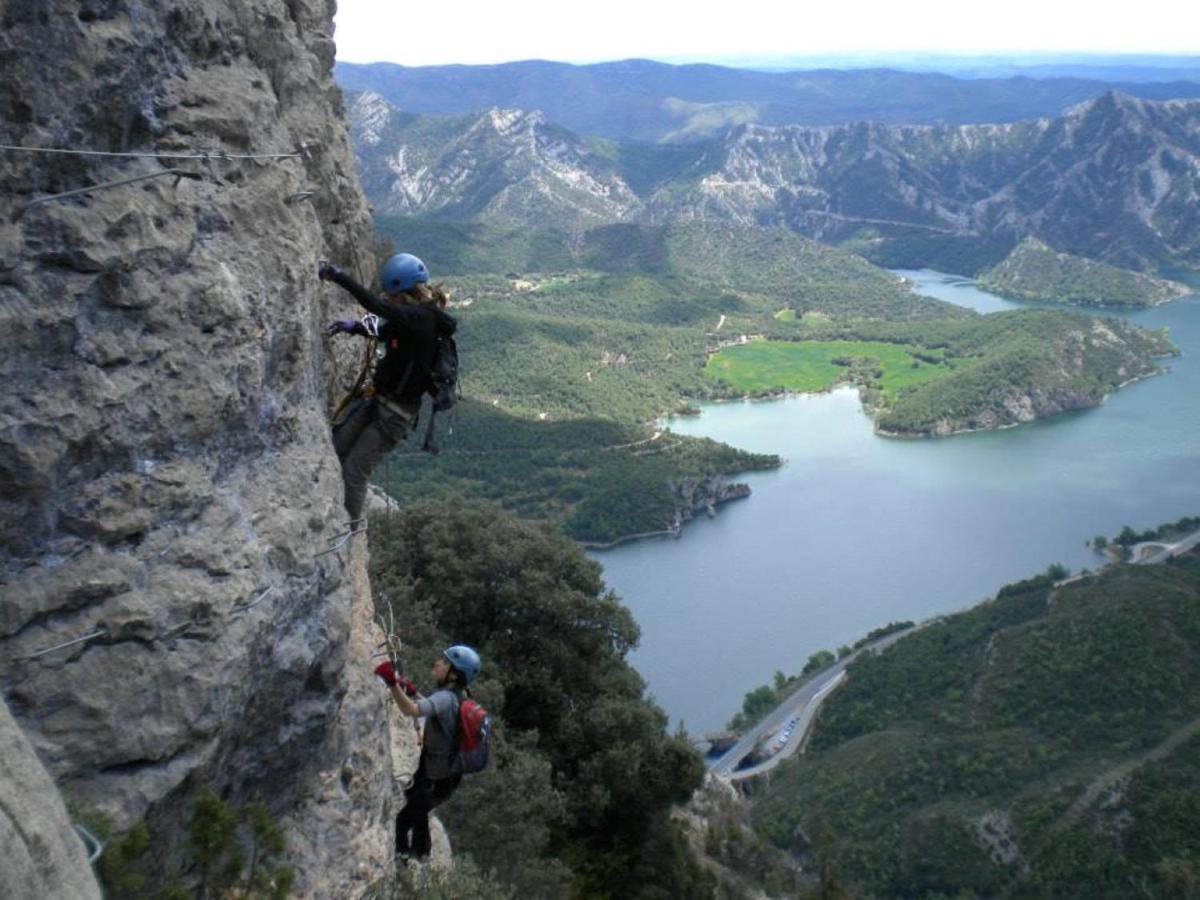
[416,688,462,779]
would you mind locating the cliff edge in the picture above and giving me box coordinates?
[1,3,393,895]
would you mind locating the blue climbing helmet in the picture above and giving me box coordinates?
[443,645,481,684]
[378,252,429,295]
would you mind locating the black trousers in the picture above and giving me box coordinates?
[331,397,414,520]
[395,760,461,858]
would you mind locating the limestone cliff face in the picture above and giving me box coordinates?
[0,696,102,899]
[347,92,642,227]
[1,3,392,896]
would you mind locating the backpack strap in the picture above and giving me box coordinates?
[421,408,440,454]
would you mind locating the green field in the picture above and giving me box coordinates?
[704,339,953,397]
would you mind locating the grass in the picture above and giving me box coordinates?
[704,340,956,397]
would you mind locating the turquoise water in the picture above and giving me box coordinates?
[592,272,1200,735]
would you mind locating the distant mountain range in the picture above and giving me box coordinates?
[335,58,1200,143]
[347,90,1200,272]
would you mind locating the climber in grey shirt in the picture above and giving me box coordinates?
[374,644,482,860]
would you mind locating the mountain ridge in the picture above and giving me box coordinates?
[336,58,1200,143]
[349,90,1200,272]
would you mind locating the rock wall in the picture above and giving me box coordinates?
[1,2,392,895]
[0,695,102,900]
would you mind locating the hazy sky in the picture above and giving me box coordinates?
[333,0,1198,67]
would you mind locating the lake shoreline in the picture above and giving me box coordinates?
[592,274,1200,735]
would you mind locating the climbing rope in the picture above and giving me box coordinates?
[374,606,403,669]
[230,585,276,617]
[14,627,107,661]
[329,333,378,427]
[306,155,369,286]
[314,520,369,560]
[13,580,286,662]
[14,168,202,220]
[0,142,309,162]
[73,823,104,864]
[5,140,317,219]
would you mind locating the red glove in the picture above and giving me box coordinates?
[374,661,417,697]
[374,660,399,686]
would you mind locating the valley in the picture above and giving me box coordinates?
[338,57,1200,898]
[372,218,1177,541]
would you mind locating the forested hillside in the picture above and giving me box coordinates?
[370,221,956,541]
[366,505,713,898]
[978,238,1193,307]
[753,548,1200,898]
[357,216,1178,537]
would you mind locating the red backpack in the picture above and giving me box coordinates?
[452,697,492,775]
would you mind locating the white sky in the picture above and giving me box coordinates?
[333,0,1199,67]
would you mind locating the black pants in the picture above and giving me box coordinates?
[331,397,414,521]
[395,761,461,858]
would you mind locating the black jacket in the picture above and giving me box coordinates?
[331,270,449,407]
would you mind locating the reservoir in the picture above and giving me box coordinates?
[591,271,1200,736]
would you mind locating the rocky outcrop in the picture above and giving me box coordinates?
[1,3,393,896]
[670,476,752,527]
[347,94,641,227]
[675,772,802,898]
[655,93,1200,270]
[0,696,102,900]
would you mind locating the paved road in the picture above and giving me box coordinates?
[705,528,1195,782]
[709,528,1200,781]
[1130,528,1200,565]
[708,627,915,779]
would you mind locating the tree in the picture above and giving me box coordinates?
[369,503,709,898]
[1045,563,1070,581]
[803,650,836,676]
[440,732,571,898]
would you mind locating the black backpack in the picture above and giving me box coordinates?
[421,310,459,453]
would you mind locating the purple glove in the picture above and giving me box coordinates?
[326,318,360,337]
[318,261,343,281]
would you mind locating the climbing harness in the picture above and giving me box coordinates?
[329,320,381,427]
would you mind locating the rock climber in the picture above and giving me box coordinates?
[374,645,482,860]
[318,253,454,522]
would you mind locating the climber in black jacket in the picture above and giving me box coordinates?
[319,253,453,521]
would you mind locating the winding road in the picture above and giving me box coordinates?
[708,526,1200,782]
[709,627,915,780]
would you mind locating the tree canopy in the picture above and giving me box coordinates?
[369,503,710,898]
